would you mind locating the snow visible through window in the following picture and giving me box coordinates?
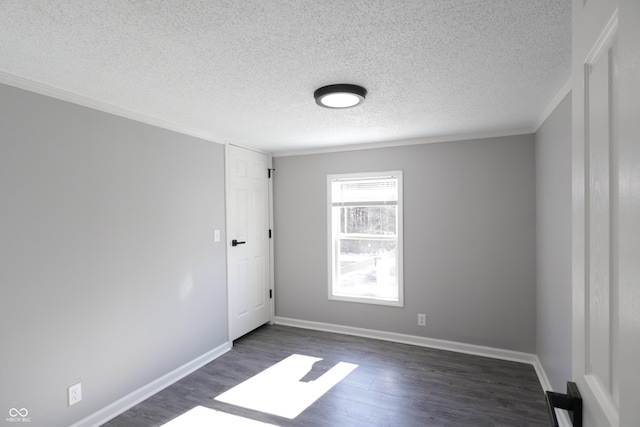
[328,171,403,306]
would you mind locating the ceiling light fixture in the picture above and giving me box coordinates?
[314,84,367,109]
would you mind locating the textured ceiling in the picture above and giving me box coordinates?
[0,1,571,154]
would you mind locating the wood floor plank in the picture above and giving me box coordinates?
[102,325,549,426]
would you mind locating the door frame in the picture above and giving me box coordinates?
[224,142,275,344]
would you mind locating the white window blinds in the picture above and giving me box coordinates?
[331,175,399,207]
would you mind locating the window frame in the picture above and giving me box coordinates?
[327,170,404,307]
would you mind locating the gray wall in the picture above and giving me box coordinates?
[273,135,537,353]
[535,93,572,391]
[0,83,228,427]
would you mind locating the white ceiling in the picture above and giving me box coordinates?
[0,1,571,155]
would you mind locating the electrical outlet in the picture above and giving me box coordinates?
[418,313,426,326]
[68,382,82,406]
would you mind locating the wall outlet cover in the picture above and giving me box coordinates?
[69,382,82,406]
[418,314,426,326]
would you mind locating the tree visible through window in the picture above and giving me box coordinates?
[327,171,403,306]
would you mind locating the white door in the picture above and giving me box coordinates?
[617,1,640,425]
[571,0,640,425]
[226,144,272,341]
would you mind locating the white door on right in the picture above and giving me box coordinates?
[572,0,620,425]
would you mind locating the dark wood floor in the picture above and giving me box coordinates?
[103,324,549,426]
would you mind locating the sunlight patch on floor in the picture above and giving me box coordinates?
[161,405,279,427]
[215,354,358,419]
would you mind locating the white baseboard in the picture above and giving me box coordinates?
[275,316,537,364]
[531,357,572,427]
[70,341,232,427]
[532,355,553,391]
[274,316,572,427]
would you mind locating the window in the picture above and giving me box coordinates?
[327,171,403,306]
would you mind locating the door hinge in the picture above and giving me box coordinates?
[267,168,275,178]
[269,229,272,239]
[269,289,273,299]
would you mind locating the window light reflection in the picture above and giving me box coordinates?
[215,354,358,419]
[161,405,279,426]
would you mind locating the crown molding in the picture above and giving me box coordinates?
[0,71,227,145]
[273,127,535,157]
[533,78,572,132]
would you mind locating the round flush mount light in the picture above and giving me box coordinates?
[314,84,367,109]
